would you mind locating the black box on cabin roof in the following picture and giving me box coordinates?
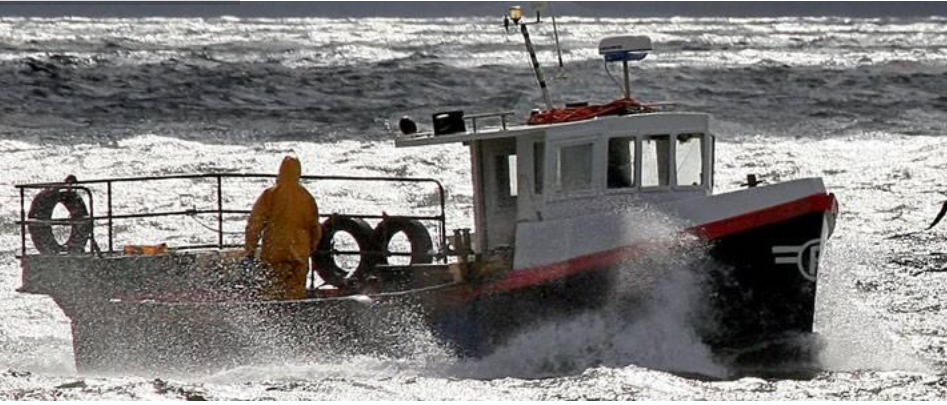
[432,110,465,135]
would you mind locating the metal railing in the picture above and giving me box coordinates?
[15,173,447,259]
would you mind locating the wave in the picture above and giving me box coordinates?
[0,52,945,143]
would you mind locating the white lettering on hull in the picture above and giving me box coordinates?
[772,238,821,281]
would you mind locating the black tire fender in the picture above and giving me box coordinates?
[312,216,379,286]
[28,188,91,255]
[373,216,434,265]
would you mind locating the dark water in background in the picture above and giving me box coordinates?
[0,15,946,399]
[2,16,947,143]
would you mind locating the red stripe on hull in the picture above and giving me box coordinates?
[694,193,836,240]
[472,193,837,297]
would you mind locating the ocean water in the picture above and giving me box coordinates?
[1,14,946,400]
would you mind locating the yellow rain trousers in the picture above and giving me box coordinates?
[245,156,322,300]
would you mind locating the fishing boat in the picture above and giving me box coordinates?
[15,8,837,375]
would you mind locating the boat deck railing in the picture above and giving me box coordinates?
[15,173,447,260]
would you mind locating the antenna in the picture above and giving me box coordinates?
[504,5,553,110]
[598,35,652,99]
[531,1,563,69]
[547,2,564,69]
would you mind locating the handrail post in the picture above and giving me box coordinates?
[20,187,26,257]
[217,175,223,248]
[438,182,447,262]
[107,181,113,253]
[86,187,95,255]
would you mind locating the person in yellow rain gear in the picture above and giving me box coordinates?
[245,156,322,300]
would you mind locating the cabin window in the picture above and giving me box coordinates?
[508,155,518,197]
[676,133,704,187]
[641,135,671,188]
[495,154,517,205]
[557,143,593,193]
[534,142,545,195]
[607,137,636,189]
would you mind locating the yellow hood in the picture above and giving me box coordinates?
[277,156,302,184]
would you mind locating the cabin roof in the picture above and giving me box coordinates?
[394,112,711,148]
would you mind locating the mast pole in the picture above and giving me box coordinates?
[520,23,554,110]
[550,8,563,68]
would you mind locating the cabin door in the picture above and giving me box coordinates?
[476,138,518,253]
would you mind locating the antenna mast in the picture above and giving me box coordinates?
[548,2,564,68]
[599,35,652,100]
[505,5,553,110]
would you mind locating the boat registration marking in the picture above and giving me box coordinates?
[772,238,821,282]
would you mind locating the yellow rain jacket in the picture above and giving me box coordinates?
[245,156,322,300]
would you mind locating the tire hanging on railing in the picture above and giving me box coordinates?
[312,216,380,286]
[28,188,91,255]
[373,216,434,265]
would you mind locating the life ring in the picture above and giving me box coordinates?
[28,188,91,255]
[373,217,434,265]
[312,216,380,286]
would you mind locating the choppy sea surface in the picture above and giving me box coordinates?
[0,15,946,400]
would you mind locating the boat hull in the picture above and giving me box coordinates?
[705,210,830,348]
[19,185,837,375]
[430,208,833,364]
[63,290,457,374]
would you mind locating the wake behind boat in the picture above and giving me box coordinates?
[14,7,837,376]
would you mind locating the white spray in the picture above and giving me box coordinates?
[449,205,729,379]
[814,236,929,372]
